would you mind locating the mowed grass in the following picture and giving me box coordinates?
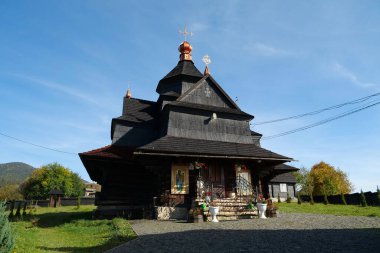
[10,205,136,253]
[278,202,380,218]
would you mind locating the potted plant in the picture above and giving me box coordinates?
[256,194,267,219]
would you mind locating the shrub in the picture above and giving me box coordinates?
[310,193,314,205]
[76,196,81,209]
[297,193,302,205]
[360,190,367,207]
[341,193,347,205]
[0,201,15,253]
[323,191,329,205]
[286,193,291,203]
[277,193,281,203]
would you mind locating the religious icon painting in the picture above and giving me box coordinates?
[171,164,189,194]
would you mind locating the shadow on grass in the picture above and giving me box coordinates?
[37,234,136,253]
[18,210,94,228]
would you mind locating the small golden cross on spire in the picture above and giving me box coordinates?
[179,25,193,41]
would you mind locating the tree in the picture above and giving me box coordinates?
[20,163,85,199]
[0,184,23,201]
[0,201,15,253]
[377,186,380,205]
[293,167,314,196]
[309,162,353,196]
[360,190,367,207]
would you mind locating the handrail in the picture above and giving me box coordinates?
[235,175,257,203]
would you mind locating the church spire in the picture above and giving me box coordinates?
[126,81,131,99]
[202,55,211,75]
[178,25,193,61]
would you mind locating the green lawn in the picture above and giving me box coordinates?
[10,205,136,253]
[278,202,380,218]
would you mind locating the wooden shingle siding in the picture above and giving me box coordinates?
[180,78,233,108]
[167,111,252,144]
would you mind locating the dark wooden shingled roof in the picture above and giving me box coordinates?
[156,60,203,93]
[161,60,203,80]
[269,172,297,183]
[118,98,158,124]
[273,164,299,171]
[135,136,291,160]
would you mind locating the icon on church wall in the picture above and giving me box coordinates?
[171,164,189,194]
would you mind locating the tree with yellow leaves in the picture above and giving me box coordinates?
[309,161,353,196]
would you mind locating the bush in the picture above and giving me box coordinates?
[341,193,347,205]
[0,201,15,253]
[323,191,329,205]
[286,193,291,203]
[297,193,302,205]
[310,193,314,205]
[360,190,367,207]
[76,196,81,209]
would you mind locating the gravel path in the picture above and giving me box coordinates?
[107,213,380,253]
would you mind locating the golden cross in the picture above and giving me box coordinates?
[178,25,193,41]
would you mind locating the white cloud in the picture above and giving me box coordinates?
[332,62,376,88]
[251,43,294,57]
[190,22,209,33]
[23,76,100,105]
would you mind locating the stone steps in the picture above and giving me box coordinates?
[199,198,258,221]
[204,210,258,216]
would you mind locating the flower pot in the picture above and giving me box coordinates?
[209,206,219,222]
[228,192,236,198]
[257,203,267,219]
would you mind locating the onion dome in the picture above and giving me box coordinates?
[179,41,192,61]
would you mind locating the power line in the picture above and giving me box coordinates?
[0,132,77,155]
[262,99,380,140]
[254,92,380,125]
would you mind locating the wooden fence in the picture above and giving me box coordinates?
[5,197,95,210]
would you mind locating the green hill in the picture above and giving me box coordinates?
[0,162,34,187]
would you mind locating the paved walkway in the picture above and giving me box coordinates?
[107,213,380,253]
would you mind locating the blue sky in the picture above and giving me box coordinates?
[1,0,379,191]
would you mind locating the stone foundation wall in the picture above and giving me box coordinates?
[155,206,187,220]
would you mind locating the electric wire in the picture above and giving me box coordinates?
[0,132,77,155]
[262,99,380,140]
[254,92,380,125]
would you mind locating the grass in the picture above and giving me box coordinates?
[278,202,380,218]
[10,205,136,253]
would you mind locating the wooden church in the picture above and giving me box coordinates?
[79,38,297,219]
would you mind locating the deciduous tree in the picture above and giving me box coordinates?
[309,162,353,196]
[0,184,23,201]
[20,163,85,199]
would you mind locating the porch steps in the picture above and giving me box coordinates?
[201,198,258,221]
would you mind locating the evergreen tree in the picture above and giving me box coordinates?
[76,196,81,209]
[286,193,291,203]
[323,191,329,205]
[341,192,347,205]
[310,193,314,205]
[0,201,15,253]
[360,190,367,207]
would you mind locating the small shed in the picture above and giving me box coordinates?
[268,164,299,201]
[49,189,63,208]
